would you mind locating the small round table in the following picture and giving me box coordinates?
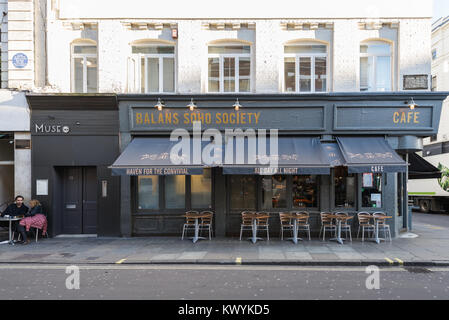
[328,214,353,245]
[367,215,392,244]
[182,213,212,244]
[0,216,22,245]
[243,214,270,244]
[282,214,307,244]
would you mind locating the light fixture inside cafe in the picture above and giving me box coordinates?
[154,98,164,111]
[233,98,242,111]
[187,98,196,111]
[406,97,417,110]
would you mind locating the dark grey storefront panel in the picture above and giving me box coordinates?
[130,107,325,131]
[337,137,407,173]
[334,106,433,131]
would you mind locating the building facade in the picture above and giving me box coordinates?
[26,0,447,237]
[0,0,34,211]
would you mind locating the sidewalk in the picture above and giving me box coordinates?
[1,218,449,267]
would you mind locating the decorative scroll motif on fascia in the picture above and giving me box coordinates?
[280,21,334,31]
[62,22,98,30]
[358,20,400,30]
[121,22,178,30]
[201,22,256,30]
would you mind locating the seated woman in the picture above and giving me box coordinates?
[16,199,44,245]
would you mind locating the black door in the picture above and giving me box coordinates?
[62,167,97,234]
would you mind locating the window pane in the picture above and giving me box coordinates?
[208,58,220,92]
[224,57,235,92]
[284,57,296,92]
[362,173,383,208]
[360,42,390,55]
[292,175,318,208]
[299,57,311,92]
[140,57,145,93]
[334,167,356,208]
[73,45,97,54]
[315,57,326,92]
[208,46,250,54]
[132,46,174,54]
[284,45,326,54]
[262,176,287,209]
[360,56,374,91]
[375,56,391,91]
[239,57,250,92]
[163,57,175,92]
[230,176,256,210]
[147,58,159,92]
[74,57,83,93]
[138,176,159,209]
[86,57,97,93]
[165,176,185,209]
[191,169,212,208]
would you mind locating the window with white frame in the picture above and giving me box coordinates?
[72,42,98,93]
[284,44,328,93]
[129,45,175,93]
[360,41,392,92]
[207,45,251,93]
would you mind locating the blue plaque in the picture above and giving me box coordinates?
[12,53,28,68]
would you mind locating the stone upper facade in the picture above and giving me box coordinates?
[3,0,435,94]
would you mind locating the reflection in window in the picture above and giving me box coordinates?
[165,176,185,209]
[284,44,327,93]
[362,173,382,208]
[132,45,175,93]
[208,45,251,92]
[191,169,212,208]
[138,176,159,209]
[230,175,256,209]
[292,175,318,208]
[360,41,392,92]
[334,167,356,208]
[262,176,287,209]
[72,43,98,93]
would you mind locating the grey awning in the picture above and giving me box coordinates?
[337,137,407,173]
[409,153,441,180]
[222,137,344,175]
[110,137,204,175]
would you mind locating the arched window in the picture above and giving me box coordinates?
[71,39,97,93]
[129,40,175,93]
[360,40,392,92]
[284,41,328,93]
[207,40,252,93]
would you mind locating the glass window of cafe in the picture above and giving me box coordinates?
[361,173,383,208]
[334,167,356,208]
[136,169,212,211]
[229,175,319,210]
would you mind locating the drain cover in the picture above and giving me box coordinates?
[399,232,419,239]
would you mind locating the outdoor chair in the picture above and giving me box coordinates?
[319,212,337,241]
[279,212,294,240]
[199,211,214,240]
[239,211,255,240]
[334,212,352,242]
[373,212,392,242]
[256,211,270,241]
[295,212,311,241]
[357,212,375,242]
[181,210,199,240]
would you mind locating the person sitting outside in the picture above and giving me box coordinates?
[1,196,29,243]
[17,200,47,245]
